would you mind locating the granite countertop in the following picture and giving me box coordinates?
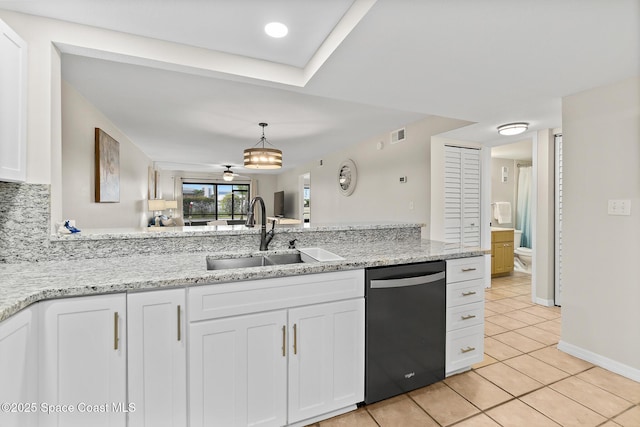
[0,239,486,322]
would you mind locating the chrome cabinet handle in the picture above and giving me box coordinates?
[462,291,477,296]
[461,346,476,353]
[177,305,182,342]
[461,314,476,320]
[114,312,119,350]
[461,267,477,272]
[281,325,286,357]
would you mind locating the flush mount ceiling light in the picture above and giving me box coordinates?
[265,22,288,38]
[243,122,283,169]
[222,165,234,182]
[497,122,529,136]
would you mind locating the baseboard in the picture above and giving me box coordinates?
[287,405,357,427]
[535,297,554,307]
[558,340,640,382]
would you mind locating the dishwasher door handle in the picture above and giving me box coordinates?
[370,271,445,289]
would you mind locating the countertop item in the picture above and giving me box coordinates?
[0,239,486,322]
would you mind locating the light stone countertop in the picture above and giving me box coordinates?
[0,239,487,322]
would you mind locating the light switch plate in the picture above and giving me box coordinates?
[608,199,631,216]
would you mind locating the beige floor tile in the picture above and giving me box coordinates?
[513,294,535,304]
[485,314,529,330]
[522,305,561,320]
[529,347,594,374]
[318,407,378,427]
[484,301,515,314]
[484,321,509,336]
[513,325,560,346]
[509,284,532,296]
[472,354,499,369]
[614,405,640,427]
[549,376,634,418]
[503,310,547,325]
[492,298,533,310]
[503,354,570,385]
[485,307,498,317]
[535,319,562,335]
[486,399,561,426]
[366,394,438,427]
[484,336,523,360]
[444,371,512,410]
[578,367,640,403]
[599,421,623,427]
[492,331,547,353]
[476,362,543,396]
[491,289,521,299]
[409,382,479,426]
[453,413,502,427]
[520,388,607,427]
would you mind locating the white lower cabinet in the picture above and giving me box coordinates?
[38,294,127,427]
[0,306,38,427]
[188,270,365,427]
[189,310,288,427]
[127,289,186,427]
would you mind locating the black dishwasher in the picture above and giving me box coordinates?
[365,261,446,404]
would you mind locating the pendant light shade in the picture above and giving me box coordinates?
[244,123,282,169]
[497,122,529,136]
[222,165,234,181]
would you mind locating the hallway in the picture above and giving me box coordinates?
[313,272,640,426]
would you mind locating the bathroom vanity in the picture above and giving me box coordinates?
[491,228,514,277]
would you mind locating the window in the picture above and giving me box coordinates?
[182,183,250,223]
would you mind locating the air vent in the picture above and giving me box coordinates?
[391,128,406,144]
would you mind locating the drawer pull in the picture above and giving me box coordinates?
[281,325,286,357]
[293,323,298,355]
[461,267,477,272]
[461,314,476,320]
[461,346,476,353]
[114,312,119,350]
[462,291,477,296]
[177,305,182,342]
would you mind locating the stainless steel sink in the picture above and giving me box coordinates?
[206,248,343,271]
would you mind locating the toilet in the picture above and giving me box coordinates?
[513,230,532,273]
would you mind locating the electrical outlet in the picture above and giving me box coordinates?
[608,199,631,216]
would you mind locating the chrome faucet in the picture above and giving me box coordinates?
[245,196,275,251]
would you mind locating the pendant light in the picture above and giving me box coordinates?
[497,122,529,136]
[243,122,282,169]
[222,165,234,182]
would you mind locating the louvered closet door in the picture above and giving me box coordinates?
[444,146,481,247]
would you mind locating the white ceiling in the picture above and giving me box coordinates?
[1,0,638,174]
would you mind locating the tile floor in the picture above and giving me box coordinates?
[310,272,640,427]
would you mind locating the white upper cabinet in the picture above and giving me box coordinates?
[0,18,27,183]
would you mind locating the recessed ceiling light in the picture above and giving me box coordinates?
[497,122,529,136]
[265,22,288,38]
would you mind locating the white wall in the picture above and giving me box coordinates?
[560,76,640,378]
[490,157,517,228]
[276,116,472,231]
[534,129,555,305]
[62,81,152,228]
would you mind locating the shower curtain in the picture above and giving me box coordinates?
[516,166,532,248]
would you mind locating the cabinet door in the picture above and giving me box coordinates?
[288,299,365,424]
[0,306,38,427]
[39,294,127,427]
[189,310,287,427]
[128,289,186,427]
[0,18,27,182]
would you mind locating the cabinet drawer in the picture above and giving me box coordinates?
[188,269,364,321]
[446,324,484,375]
[446,257,484,283]
[446,301,484,331]
[447,278,484,308]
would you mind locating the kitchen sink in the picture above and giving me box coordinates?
[206,248,343,271]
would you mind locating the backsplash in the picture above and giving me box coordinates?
[0,182,51,263]
[0,183,422,264]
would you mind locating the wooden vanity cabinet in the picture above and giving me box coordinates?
[491,229,514,277]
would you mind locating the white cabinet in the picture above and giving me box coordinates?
[0,307,38,427]
[445,257,485,376]
[189,310,288,427]
[127,289,186,427]
[39,294,127,427]
[188,270,365,427]
[288,299,364,424]
[0,18,27,182]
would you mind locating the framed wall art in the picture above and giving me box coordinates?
[95,128,120,203]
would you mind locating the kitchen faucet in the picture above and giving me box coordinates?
[245,196,275,251]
